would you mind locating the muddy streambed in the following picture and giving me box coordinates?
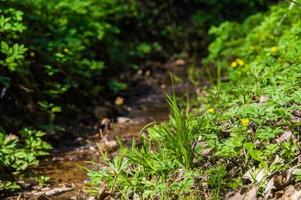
[5,60,191,199]
[35,104,169,199]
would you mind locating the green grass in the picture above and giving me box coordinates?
[86,94,198,199]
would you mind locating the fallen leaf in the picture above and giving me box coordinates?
[276,130,293,143]
[244,184,257,200]
[279,185,301,200]
[226,185,257,200]
[226,190,244,200]
[264,177,275,200]
[115,96,124,105]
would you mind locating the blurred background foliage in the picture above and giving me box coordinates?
[0,0,274,130]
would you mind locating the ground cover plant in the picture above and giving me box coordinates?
[86,1,301,199]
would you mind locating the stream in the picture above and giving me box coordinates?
[5,60,192,200]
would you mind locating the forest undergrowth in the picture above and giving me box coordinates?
[86,2,301,199]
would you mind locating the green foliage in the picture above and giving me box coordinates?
[87,1,301,198]
[108,80,127,93]
[0,0,272,130]
[0,129,51,191]
[196,1,301,197]
[0,129,51,171]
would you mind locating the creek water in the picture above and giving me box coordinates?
[35,104,170,199]
[6,60,191,199]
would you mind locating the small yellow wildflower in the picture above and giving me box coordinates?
[231,61,238,68]
[208,108,215,113]
[240,118,250,127]
[63,48,69,53]
[271,46,278,54]
[236,58,244,66]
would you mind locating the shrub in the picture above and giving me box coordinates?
[0,129,51,191]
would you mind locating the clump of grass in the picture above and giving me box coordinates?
[160,94,194,169]
[85,94,198,199]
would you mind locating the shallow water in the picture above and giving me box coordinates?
[35,104,170,199]
[6,61,190,199]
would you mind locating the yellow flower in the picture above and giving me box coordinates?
[240,118,250,127]
[63,48,69,53]
[231,61,238,68]
[271,46,278,54]
[236,58,244,66]
[208,108,215,113]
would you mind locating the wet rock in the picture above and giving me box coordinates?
[175,59,186,66]
[98,135,118,151]
[89,146,96,152]
[117,117,132,124]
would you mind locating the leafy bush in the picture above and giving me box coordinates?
[86,1,301,198]
[0,129,51,191]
